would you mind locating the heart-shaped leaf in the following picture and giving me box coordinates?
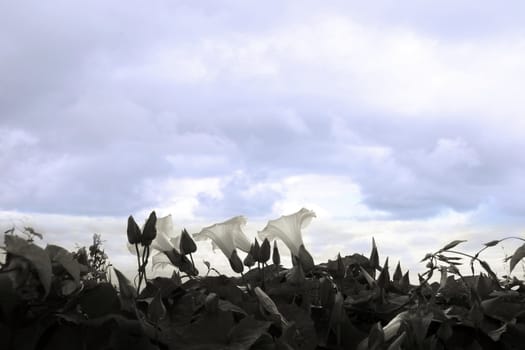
[5,235,52,297]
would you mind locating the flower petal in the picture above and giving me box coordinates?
[193,215,252,259]
[258,208,316,256]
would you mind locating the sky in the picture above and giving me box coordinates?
[2,1,525,279]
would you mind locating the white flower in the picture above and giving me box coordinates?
[258,208,316,257]
[193,216,252,258]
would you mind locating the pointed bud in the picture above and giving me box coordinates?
[400,271,410,291]
[259,238,271,263]
[369,237,379,274]
[393,261,403,282]
[272,241,280,266]
[377,258,390,289]
[286,264,305,286]
[126,215,142,245]
[205,292,219,314]
[298,244,314,272]
[229,249,244,274]
[164,248,184,267]
[141,211,157,246]
[180,256,199,276]
[179,228,197,255]
[333,253,345,279]
[164,248,199,276]
[244,250,255,268]
[250,239,260,262]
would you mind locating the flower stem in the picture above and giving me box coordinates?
[189,253,196,273]
[134,243,143,293]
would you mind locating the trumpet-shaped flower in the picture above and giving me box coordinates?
[193,216,252,256]
[258,208,315,257]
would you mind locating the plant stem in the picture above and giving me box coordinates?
[189,253,196,273]
[134,243,143,293]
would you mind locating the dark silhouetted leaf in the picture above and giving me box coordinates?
[479,260,498,282]
[5,235,52,297]
[113,267,136,311]
[482,296,525,323]
[440,240,467,252]
[420,253,432,262]
[148,290,166,324]
[45,244,81,283]
[79,283,120,318]
[377,258,390,289]
[228,315,271,350]
[393,261,402,282]
[509,243,525,273]
[484,239,500,247]
[297,244,314,272]
[360,266,376,287]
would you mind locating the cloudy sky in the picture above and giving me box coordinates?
[2,1,525,278]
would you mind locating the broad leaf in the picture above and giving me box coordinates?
[113,267,136,311]
[45,244,81,283]
[5,235,52,297]
[148,290,166,324]
[228,315,271,350]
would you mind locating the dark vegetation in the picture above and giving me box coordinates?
[2,213,525,349]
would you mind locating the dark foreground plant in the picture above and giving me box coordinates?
[2,213,525,349]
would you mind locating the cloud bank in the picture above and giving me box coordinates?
[2,1,525,277]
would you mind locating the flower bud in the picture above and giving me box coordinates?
[334,253,345,279]
[298,244,314,272]
[259,238,271,263]
[164,249,198,276]
[141,211,157,246]
[127,215,142,245]
[179,228,197,255]
[272,241,280,266]
[205,292,219,314]
[164,248,184,267]
[229,249,244,274]
[250,239,260,262]
[244,251,255,268]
